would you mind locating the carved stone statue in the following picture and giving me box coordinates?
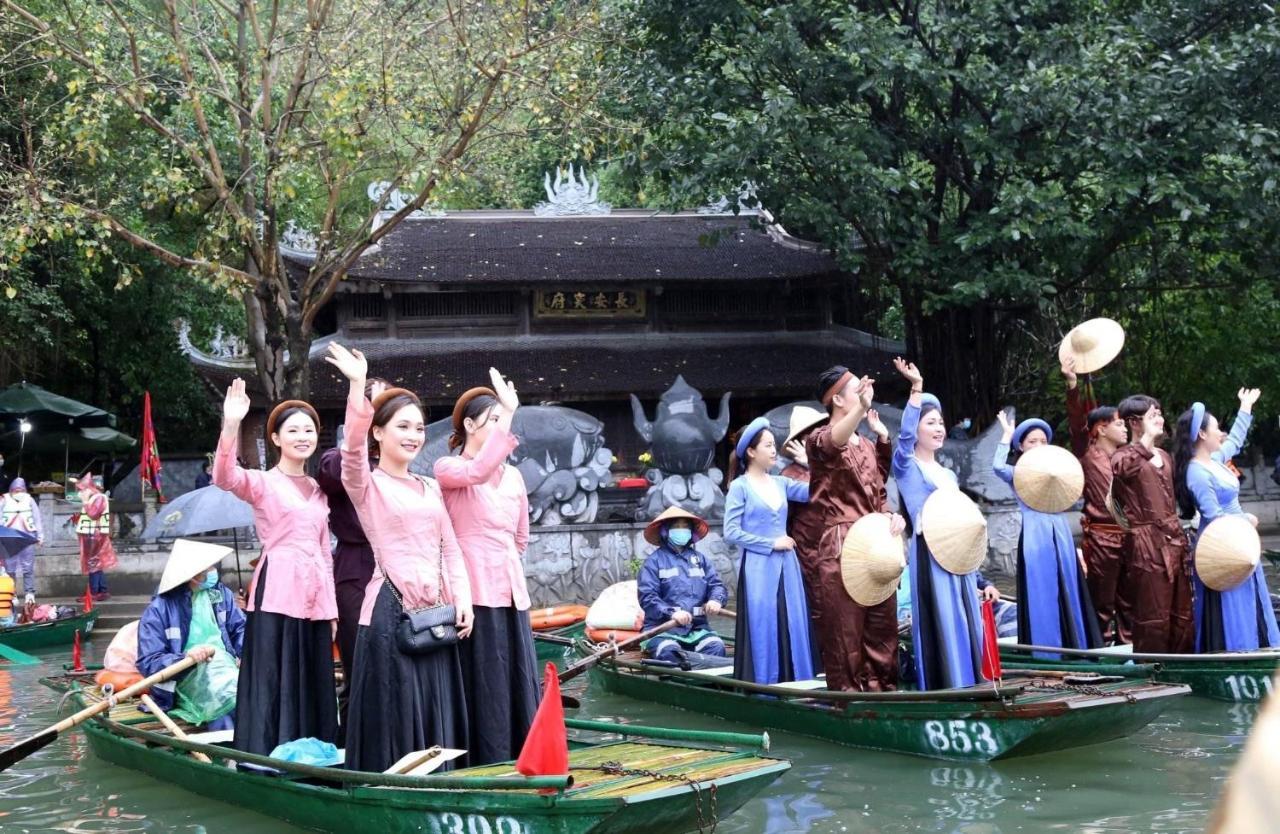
[532,165,612,217]
[631,376,731,521]
[410,405,612,526]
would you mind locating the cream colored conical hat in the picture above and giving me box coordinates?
[643,505,710,546]
[1013,445,1085,513]
[1195,515,1261,592]
[920,489,988,575]
[1058,318,1125,374]
[840,513,907,606]
[157,538,233,594]
[784,406,828,448]
[1206,671,1280,832]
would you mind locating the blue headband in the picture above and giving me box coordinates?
[1190,402,1205,441]
[1012,418,1054,452]
[735,416,771,462]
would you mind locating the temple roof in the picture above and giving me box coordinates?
[284,210,842,285]
[187,330,902,406]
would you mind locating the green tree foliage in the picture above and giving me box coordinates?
[609,0,1280,423]
[1,0,601,400]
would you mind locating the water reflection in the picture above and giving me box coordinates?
[926,766,1007,829]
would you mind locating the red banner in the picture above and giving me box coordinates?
[981,598,1003,683]
[140,391,164,500]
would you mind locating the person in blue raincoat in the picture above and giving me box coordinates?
[724,416,815,685]
[1173,388,1280,652]
[637,506,729,661]
[137,540,246,729]
[891,358,984,690]
[993,411,1102,651]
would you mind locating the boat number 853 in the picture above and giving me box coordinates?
[924,720,999,755]
[429,813,526,834]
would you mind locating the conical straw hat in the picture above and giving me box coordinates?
[1058,318,1125,374]
[784,406,828,448]
[1206,670,1280,832]
[1013,445,1085,513]
[1195,515,1261,592]
[840,513,906,606]
[643,506,711,546]
[920,489,988,575]
[157,538,233,594]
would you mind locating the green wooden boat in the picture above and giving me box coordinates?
[998,639,1280,702]
[582,646,1189,762]
[535,622,587,664]
[0,610,97,651]
[53,682,789,834]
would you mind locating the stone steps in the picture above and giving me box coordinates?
[42,595,151,642]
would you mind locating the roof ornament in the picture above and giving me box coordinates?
[698,181,760,215]
[533,165,612,217]
[367,181,445,219]
[279,219,318,256]
[176,321,255,369]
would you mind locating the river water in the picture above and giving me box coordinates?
[0,634,1251,834]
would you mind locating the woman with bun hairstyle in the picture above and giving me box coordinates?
[435,370,539,766]
[993,411,1101,651]
[326,343,473,773]
[214,379,338,755]
[891,358,984,690]
[723,416,815,685]
[1173,388,1278,652]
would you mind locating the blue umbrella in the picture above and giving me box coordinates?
[0,527,36,559]
[142,486,256,587]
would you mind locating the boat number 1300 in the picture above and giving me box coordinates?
[429,814,526,834]
[924,720,999,756]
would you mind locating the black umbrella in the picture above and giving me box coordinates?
[0,527,37,559]
[0,382,115,428]
[142,486,256,587]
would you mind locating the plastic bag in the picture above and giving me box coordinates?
[269,737,342,767]
[104,620,141,674]
[585,580,643,630]
[169,649,238,725]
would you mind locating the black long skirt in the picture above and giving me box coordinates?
[345,584,469,773]
[233,559,338,756]
[458,605,541,766]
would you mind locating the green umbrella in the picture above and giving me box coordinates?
[4,426,138,455]
[0,382,115,429]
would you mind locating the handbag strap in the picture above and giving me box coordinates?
[372,473,447,612]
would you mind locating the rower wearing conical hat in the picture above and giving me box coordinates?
[890,358,988,690]
[802,368,903,692]
[1173,388,1279,652]
[137,539,244,730]
[993,409,1102,653]
[1063,352,1134,646]
[637,506,729,663]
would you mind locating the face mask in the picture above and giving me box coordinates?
[199,568,219,590]
[667,527,693,547]
[960,418,972,430]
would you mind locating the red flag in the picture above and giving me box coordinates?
[140,391,164,501]
[981,598,1002,683]
[82,584,94,613]
[515,662,569,781]
[72,629,85,672]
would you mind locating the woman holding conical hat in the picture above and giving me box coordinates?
[890,358,985,690]
[326,343,472,773]
[803,367,903,692]
[993,410,1102,652]
[434,371,541,766]
[1063,356,1133,645]
[213,379,338,755]
[724,416,816,685]
[1173,388,1278,652]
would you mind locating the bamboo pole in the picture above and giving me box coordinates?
[139,695,212,763]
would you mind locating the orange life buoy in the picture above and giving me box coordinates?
[530,605,588,631]
[95,669,145,692]
[586,627,643,644]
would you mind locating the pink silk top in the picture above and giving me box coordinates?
[434,427,531,610]
[341,395,472,626]
[213,431,336,621]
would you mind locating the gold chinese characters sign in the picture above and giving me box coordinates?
[534,289,646,318]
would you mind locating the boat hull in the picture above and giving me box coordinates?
[535,622,586,664]
[0,611,97,651]
[589,662,1184,762]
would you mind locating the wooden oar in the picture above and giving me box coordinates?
[139,695,212,764]
[0,654,202,772]
[0,642,41,665]
[558,619,678,685]
[718,608,736,618]
[532,632,576,647]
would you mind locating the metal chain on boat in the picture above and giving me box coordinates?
[590,760,719,832]
[1029,678,1137,703]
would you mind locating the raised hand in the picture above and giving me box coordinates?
[996,408,1015,442]
[893,357,923,388]
[489,367,520,413]
[324,342,368,381]
[867,408,889,440]
[1238,387,1261,412]
[1060,355,1078,388]
[223,378,251,424]
[783,438,809,468]
[857,376,876,408]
